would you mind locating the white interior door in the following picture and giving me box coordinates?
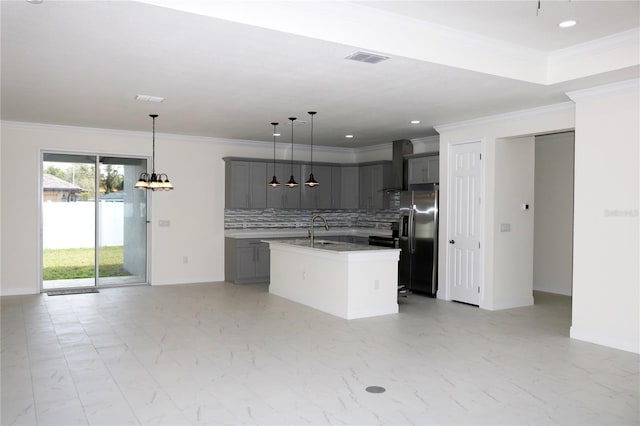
[448,142,482,305]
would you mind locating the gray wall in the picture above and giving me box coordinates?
[533,132,574,296]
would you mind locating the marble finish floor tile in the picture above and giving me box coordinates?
[1,283,638,425]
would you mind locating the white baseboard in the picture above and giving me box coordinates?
[150,276,225,286]
[482,295,535,311]
[533,284,572,296]
[0,287,39,297]
[570,325,639,354]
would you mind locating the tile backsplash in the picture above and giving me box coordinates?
[225,208,400,230]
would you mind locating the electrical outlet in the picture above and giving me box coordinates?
[374,279,380,290]
[183,256,188,264]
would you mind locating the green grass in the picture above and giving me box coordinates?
[43,246,131,280]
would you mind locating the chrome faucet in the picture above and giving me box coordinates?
[310,214,329,247]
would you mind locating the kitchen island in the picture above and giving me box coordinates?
[264,239,400,320]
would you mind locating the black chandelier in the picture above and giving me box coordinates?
[135,114,174,191]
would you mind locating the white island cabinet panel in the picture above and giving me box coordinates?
[266,240,399,320]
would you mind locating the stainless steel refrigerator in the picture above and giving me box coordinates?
[398,183,439,296]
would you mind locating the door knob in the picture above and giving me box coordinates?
[449,239,455,244]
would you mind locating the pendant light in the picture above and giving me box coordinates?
[286,117,299,188]
[135,114,174,191]
[305,111,319,187]
[268,122,280,187]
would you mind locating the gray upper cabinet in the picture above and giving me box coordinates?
[408,155,439,185]
[359,163,392,210]
[301,164,332,209]
[331,166,342,209]
[225,161,267,208]
[224,158,396,211]
[267,163,301,209]
[339,166,359,209]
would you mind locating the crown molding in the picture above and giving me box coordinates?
[1,120,152,138]
[566,78,640,102]
[353,142,392,154]
[410,135,439,145]
[0,119,271,147]
[434,102,575,134]
[0,120,365,155]
[549,28,640,60]
[411,135,440,153]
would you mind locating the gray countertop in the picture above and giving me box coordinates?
[264,238,399,253]
[225,227,392,239]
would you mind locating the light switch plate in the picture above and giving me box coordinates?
[500,223,511,232]
[159,220,171,227]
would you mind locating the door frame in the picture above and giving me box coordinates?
[444,139,485,307]
[39,149,152,292]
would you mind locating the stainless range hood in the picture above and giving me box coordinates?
[385,139,413,192]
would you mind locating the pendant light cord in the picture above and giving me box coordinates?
[150,114,157,173]
[309,112,314,174]
[272,122,277,171]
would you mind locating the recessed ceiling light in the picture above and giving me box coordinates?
[134,94,165,103]
[345,135,354,139]
[559,20,577,28]
[273,133,280,137]
[410,120,421,124]
[26,0,44,4]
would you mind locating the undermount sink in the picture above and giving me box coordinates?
[312,240,339,247]
[287,239,342,248]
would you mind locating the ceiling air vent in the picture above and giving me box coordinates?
[134,94,165,103]
[345,51,390,64]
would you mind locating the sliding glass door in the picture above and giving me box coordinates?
[42,153,148,290]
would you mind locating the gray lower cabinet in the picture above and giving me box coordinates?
[267,163,301,208]
[225,161,267,208]
[301,164,332,209]
[225,238,270,283]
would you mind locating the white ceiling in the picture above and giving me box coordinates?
[359,1,640,51]
[1,0,639,147]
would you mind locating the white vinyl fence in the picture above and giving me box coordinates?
[43,202,123,249]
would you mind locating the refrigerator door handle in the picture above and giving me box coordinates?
[409,206,415,253]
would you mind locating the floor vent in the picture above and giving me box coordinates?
[345,51,390,64]
[47,288,99,296]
